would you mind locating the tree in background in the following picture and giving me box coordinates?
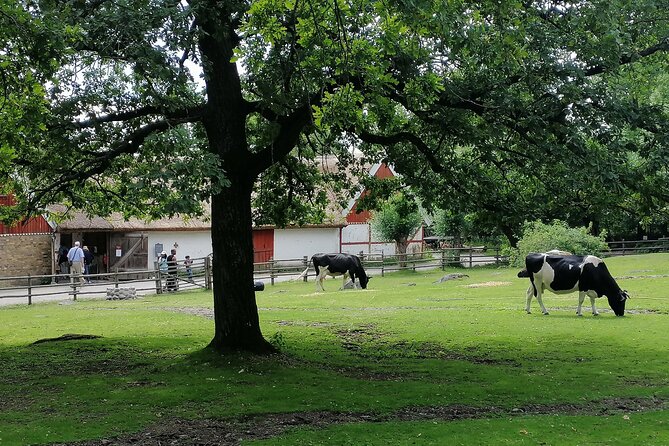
[2,1,668,353]
[371,193,423,266]
[510,220,609,267]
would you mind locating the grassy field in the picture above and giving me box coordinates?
[0,254,668,445]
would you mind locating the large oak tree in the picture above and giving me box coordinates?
[2,0,668,352]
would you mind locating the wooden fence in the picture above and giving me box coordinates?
[605,238,669,257]
[252,247,507,284]
[0,256,212,305]
[3,239,668,305]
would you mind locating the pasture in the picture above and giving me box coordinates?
[0,254,668,445]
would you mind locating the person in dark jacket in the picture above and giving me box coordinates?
[166,249,178,292]
[83,246,95,283]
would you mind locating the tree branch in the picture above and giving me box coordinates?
[249,102,314,175]
[356,128,446,174]
[71,104,205,128]
[585,37,669,76]
[28,116,198,208]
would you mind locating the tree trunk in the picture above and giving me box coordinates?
[501,225,519,248]
[396,238,409,268]
[208,177,275,354]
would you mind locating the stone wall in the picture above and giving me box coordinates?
[0,234,53,286]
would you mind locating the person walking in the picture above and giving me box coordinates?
[83,246,94,283]
[67,241,86,285]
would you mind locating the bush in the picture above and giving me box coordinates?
[509,220,609,266]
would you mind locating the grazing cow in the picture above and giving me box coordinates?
[518,253,628,316]
[310,253,370,291]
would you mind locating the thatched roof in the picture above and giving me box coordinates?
[48,205,211,232]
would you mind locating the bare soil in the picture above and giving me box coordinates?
[51,397,668,446]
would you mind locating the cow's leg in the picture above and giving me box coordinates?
[535,285,549,315]
[316,270,326,291]
[577,291,586,316]
[589,293,599,316]
[525,284,534,314]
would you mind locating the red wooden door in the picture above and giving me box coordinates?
[253,229,274,264]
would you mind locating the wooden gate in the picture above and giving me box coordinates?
[109,233,149,278]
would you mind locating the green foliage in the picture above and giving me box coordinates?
[510,220,610,266]
[371,192,423,252]
[3,0,669,352]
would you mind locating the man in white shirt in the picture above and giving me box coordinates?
[67,241,86,285]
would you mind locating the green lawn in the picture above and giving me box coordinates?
[0,254,668,445]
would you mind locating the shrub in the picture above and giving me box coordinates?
[510,220,609,266]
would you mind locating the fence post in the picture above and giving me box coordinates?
[381,252,385,277]
[469,247,473,268]
[270,258,275,286]
[27,274,32,305]
[205,256,212,290]
[154,262,163,294]
[441,249,446,270]
[495,247,500,265]
[622,239,626,256]
[303,256,309,282]
[71,281,78,301]
[114,268,119,289]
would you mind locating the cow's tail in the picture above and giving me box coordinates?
[517,269,530,278]
[295,267,310,280]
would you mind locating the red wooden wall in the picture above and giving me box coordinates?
[345,163,395,224]
[0,195,52,234]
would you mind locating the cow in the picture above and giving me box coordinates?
[309,253,370,291]
[518,252,628,316]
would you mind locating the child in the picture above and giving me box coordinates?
[184,255,193,281]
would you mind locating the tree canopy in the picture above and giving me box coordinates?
[2,0,668,352]
[371,191,423,257]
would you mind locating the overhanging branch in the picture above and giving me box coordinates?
[356,128,446,174]
[28,116,198,209]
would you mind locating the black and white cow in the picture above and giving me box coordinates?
[518,253,628,316]
[311,253,370,291]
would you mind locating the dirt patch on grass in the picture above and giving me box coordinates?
[52,396,669,446]
[461,281,512,288]
[32,334,103,345]
[332,326,517,368]
[276,320,333,328]
[164,307,214,319]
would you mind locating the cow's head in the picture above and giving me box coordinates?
[607,289,629,316]
[359,274,370,289]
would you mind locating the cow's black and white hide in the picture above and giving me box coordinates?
[310,253,370,291]
[518,253,628,316]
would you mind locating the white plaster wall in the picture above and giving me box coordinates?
[147,231,212,264]
[342,224,370,242]
[274,228,340,260]
[341,224,424,256]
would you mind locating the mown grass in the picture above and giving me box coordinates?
[0,254,668,445]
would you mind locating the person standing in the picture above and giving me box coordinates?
[83,246,94,283]
[67,241,86,285]
[166,248,178,292]
[183,256,193,281]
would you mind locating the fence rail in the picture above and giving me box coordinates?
[605,238,669,257]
